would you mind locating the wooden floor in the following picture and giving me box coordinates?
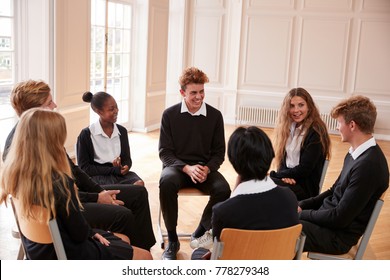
[0,125,389,260]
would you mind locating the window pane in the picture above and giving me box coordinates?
[115,3,123,28]
[0,52,12,79]
[122,53,130,76]
[92,0,106,26]
[95,27,105,52]
[90,54,96,78]
[0,0,14,149]
[123,30,130,52]
[90,0,133,126]
[0,0,12,17]
[115,29,121,52]
[107,53,113,78]
[107,28,113,53]
[95,53,105,78]
[123,5,131,29]
[114,54,121,76]
[121,77,129,99]
[0,18,12,37]
[108,2,115,28]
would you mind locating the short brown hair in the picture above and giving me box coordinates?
[179,67,209,90]
[10,80,51,116]
[331,95,377,134]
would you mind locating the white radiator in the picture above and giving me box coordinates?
[237,106,339,134]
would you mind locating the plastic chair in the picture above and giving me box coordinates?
[10,196,67,260]
[307,190,387,260]
[210,224,306,260]
[157,187,209,249]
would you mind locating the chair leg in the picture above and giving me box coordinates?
[16,244,25,260]
[157,206,165,249]
[157,204,192,249]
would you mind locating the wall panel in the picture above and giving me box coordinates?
[353,19,390,96]
[241,15,293,88]
[297,17,351,91]
[54,0,90,152]
[174,0,390,139]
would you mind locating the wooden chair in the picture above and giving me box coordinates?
[210,224,306,260]
[307,190,387,260]
[157,187,208,249]
[10,196,67,260]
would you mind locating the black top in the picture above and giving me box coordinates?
[299,144,389,247]
[24,176,115,260]
[212,186,299,239]
[158,103,225,171]
[77,123,132,177]
[270,127,326,198]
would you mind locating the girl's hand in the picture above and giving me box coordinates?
[281,178,296,185]
[120,165,129,175]
[113,157,121,167]
[93,233,110,246]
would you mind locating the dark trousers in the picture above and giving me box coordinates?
[159,166,231,233]
[82,185,156,250]
[300,220,354,254]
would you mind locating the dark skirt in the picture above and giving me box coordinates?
[91,171,142,185]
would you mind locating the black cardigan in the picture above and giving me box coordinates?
[76,123,132,177]
[270,127,326,198]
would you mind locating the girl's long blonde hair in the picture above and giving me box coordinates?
[273,88,331,169]
[0,108,74,223]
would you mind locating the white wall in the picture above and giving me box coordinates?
[132,0,169,132]
[15,0,390,141]
[166,0,390,139]
[54,0,91,153]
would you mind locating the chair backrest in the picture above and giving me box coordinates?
[307,190,387,260]
[353,191,386,259]
[318,159,330,194]
[211,224,305,260]
[10,197,67,260]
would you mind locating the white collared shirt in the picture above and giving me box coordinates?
[285,122,305,168]
[180,100,207,116]
[89,121,121,164]
[349,137,376,160]
[231,177,277,198]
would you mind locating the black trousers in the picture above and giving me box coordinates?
[82,185,156,250]
[159,166,231,232]
[300,220,355,254]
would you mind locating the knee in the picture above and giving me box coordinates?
[115,208,135,224]
[134,180,145,186]
[159,176,179,195]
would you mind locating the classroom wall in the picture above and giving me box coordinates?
[15,0,390,145]
[165,0,390,139]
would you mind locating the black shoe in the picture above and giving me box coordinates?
[162,241,180,260]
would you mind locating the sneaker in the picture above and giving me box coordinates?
[190,229,213,249]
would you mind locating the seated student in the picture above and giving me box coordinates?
[299,95,389,255]
[192,126,299,259]
[0,108,152,260]
[2,80,156,250]
[270,88,331,200]
[77,91,143,186]
[158,67,231,260]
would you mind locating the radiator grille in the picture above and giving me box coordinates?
[237,106,338,133]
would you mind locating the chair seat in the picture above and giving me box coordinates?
[157,187,209,249]
[307,190,387,260]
